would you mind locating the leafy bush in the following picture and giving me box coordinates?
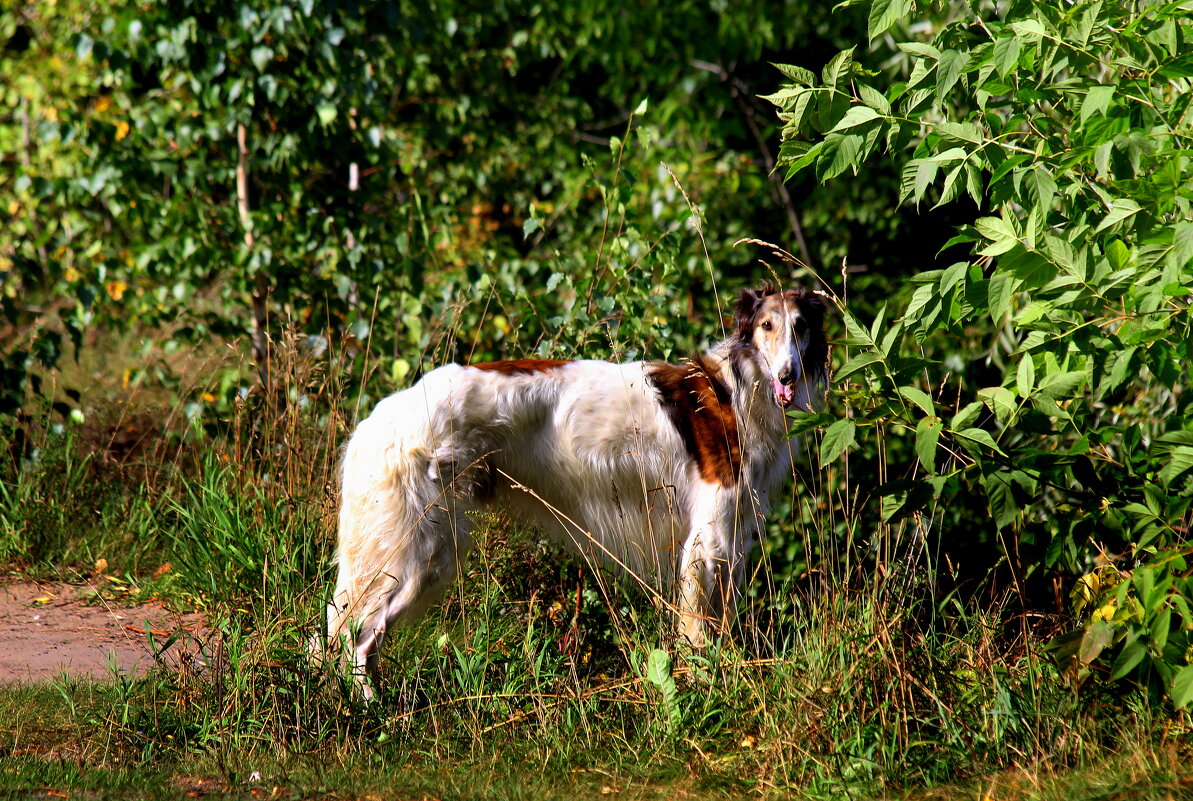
[768,0,1192,706]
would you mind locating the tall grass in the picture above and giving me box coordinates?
[2,325,1185,799]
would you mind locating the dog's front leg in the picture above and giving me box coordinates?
[676,482,742,646]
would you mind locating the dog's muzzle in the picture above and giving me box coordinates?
[773,368,797,408]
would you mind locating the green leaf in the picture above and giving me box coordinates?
[1151,606,1173,654]
[1158,446,1193,488]
[1095,199,1142,233]
[911,160,938,205]
[1079,85,1115,124]
[820,419,858,463]
[879,479,931,522]
[771,62,817,86]
[788,91,816,131]
[645,648,672,686]
[916,416,942,473]
[868,0,909,39]
[783,141,822,176]
[898,43,941,60]
[903,282,937,325]
[987,271,1018,323]
[955,427,1006,456]
[975,216,1020,256]
[840,309,874,347]
[251,45,274,72]
[1133,568,1156,609]
[316,103,337,126]
[830,105,881,131]
[1017,356,1036,397]
[821,48,855,89]
[935,121,983,145]
[983,471,1020,528]
[1171,222,1193,270]
[645,648,681,731]
[951,401,983,431]
[1010,19,1047,41]
[993,35,1022,78]
[898,385,935,416]
[1171,665,1193,709]
[761,86,806,110]
[977,386,1018,425]
[836,350,884,381]
[935,50,970,103]
[857,83,891,114]
[1077,621,1116,665]
[1109,638,1148,681]
[1037,370,1085,400]
[816,133,863,180]
[786,410,835,436]
[928,146,968,164]
[932,163,965,210]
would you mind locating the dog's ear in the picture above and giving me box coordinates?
[792,289,831,386]
[796,289,828,326]
[786,288,831,330]
[734,288,766,340]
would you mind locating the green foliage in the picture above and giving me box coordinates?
[0,0,888,425]
[769,0,1193,706]
[0,429,163,573]
[165,459,324,607]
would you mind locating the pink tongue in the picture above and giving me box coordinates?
[773,378,795,407]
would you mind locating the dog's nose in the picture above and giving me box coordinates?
[778,368,795,386]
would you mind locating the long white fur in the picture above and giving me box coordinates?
[326,289,823,698]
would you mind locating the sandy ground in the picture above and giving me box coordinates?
[0,580,205,683]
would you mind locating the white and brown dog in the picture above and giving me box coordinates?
[326,284,828,696]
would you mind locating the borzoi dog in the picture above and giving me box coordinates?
[326,285,828,696]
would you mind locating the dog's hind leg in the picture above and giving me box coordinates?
[330,491,475,700]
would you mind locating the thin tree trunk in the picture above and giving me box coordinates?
[237,123,271,392]
[690,60,816,272]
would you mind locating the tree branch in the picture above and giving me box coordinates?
[691,59,815,272]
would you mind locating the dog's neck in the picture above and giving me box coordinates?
[704,338,793,482]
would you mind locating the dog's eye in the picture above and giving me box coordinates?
[793,317,808,336]
[760,320,773,331]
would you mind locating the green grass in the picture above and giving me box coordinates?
[1,344,1191,800]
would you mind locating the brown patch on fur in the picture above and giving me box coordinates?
[468,359,570,375]
[646,356,741,487]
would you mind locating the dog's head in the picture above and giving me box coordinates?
[734,283,828,409]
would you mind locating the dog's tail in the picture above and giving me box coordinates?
[322,365,472,667]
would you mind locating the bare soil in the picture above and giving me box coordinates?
[0,580,204,682]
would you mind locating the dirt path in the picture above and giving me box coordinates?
[0,580,205,683]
